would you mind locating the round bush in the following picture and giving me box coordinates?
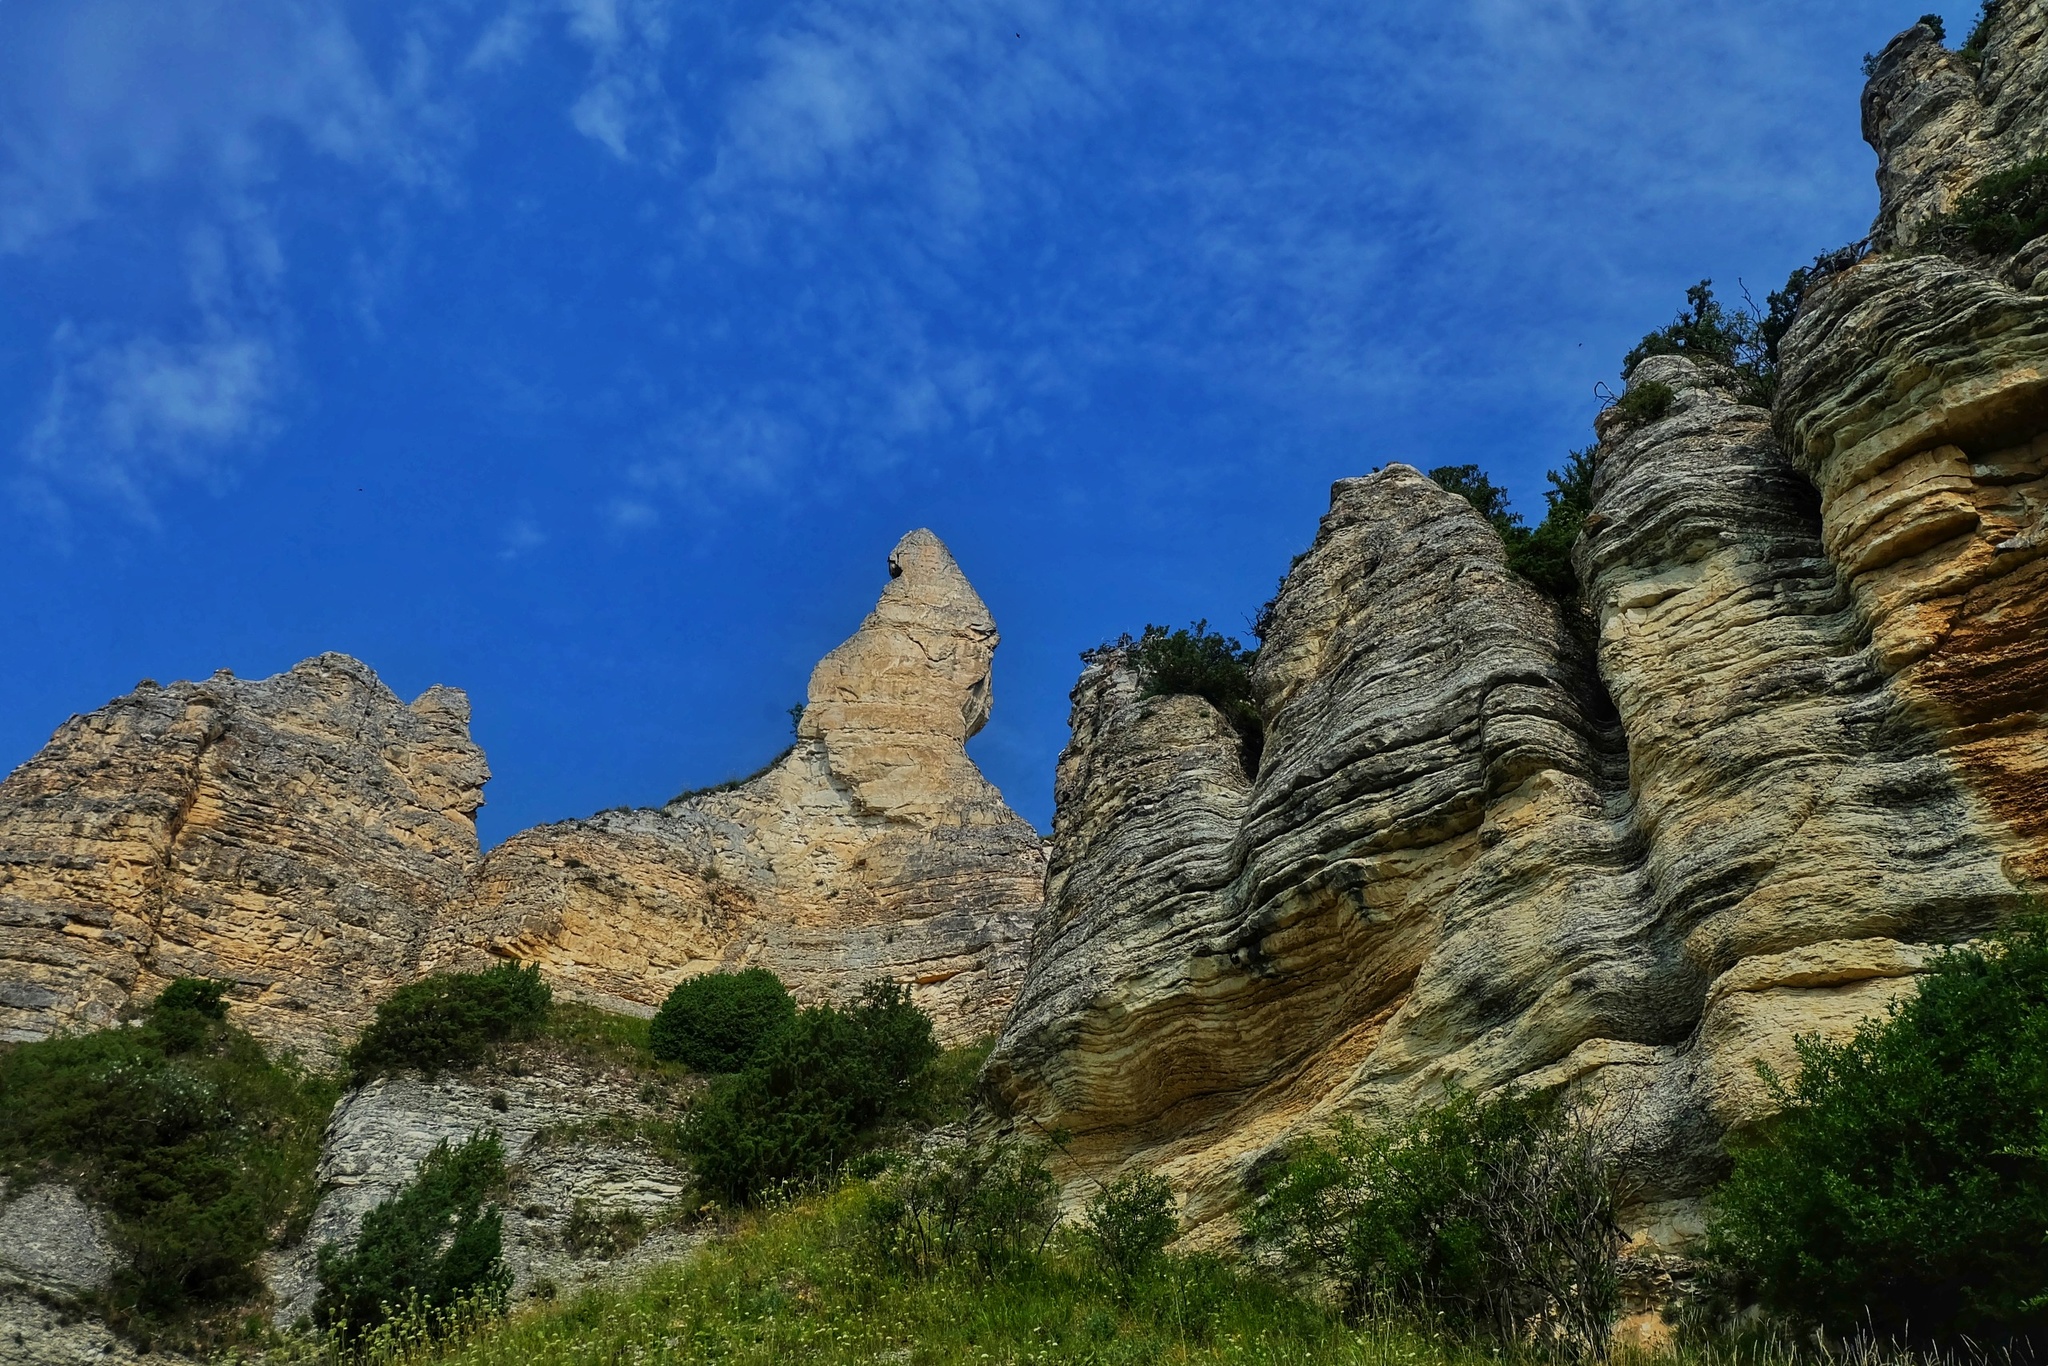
[345,962,551,1083]
[1706,915,2048,1347]
[648,968,796,1072]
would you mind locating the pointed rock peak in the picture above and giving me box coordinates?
[800,529,1005,817]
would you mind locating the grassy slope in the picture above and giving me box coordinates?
[355,1186,1495,1366]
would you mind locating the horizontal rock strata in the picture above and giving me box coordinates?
[0,656,487,1058]
[987,8,2048,1244]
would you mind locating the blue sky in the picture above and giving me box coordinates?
[0,1,1966,840]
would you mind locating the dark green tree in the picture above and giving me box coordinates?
[345,962,551,1083]
[314,1132,511,1343]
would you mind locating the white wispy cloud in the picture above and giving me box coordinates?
[0,0,429,253]
[21,324,283,522]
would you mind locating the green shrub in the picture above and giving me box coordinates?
[1961,1,2000,61]
[1428,464,1526,544]
[153,977,230,1019]
[648,968,797,1072]
[683,981,939,1205]
[346,962,551,1083]
[1244,1090,1622,1358]
[1919,154,2048,258]
[0,997,336,1345]
[1083,1170,1179,1284]
[562,1198,647,1260]
[1504,448,1594,600]
[1097,621,1263,774]
[315,1130,511,1343]
[1612,379,1676,427]
[1426,452,1593,601]
[861,1140,1058,1277]
[1704,915,2048,1348]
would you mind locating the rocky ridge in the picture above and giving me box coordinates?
[426,529,1045,1042]
[0,530,1041,1056]
[985,7,2048,1251]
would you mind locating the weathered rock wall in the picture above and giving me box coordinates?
[0,531,1040,1053]
[987,8,2048,1244]
[0,656,488,1059]
[426,530,1044,1043]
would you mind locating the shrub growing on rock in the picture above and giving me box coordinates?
[1704,915,2048,1348]
[1918,154,2048,258]
[1244,1089,1623,1359]
[0,987,336,1345]
[315,1130,511,1344]
[648,968,797,1072]
[345,962,551,1083]
[1095,621,1264,775]
[682,980,939,1205]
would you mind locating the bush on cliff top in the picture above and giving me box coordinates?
[1704,913,2048,1348]
[346,961,551,1084]
[0,979,337,1348]
[649,968,796,1073]
[1095,621,1264,776]
[1429,452,1593,601]
[683,979,939,1205]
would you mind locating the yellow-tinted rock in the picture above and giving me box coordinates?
[428,530,1044,1042]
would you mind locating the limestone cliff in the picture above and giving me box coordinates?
[0,655,487,1058]
[0,530,1040,1054]
[427,530,1045,1042]
[986,9,2048,1247]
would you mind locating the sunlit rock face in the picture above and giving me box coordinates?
[988,9,2048,1244]
[428,529,1045,1043]
[0,531,1041,1053]
[0,654,488,1059]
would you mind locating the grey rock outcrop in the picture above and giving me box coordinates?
[268,1053,699,1327]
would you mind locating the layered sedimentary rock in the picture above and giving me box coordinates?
[266,1049,701,1326]
[425,529,1044,1042]
[0,656,487,1058]
[0,531,1039,1052]
[987,9,2048,1244]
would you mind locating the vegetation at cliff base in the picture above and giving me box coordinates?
[346,961,552,1083]
[682,978,941,1204]
[1704,914,2048,1348]
[316,1130,512,1345]
[649,968,798,1072]
[1244,1089,1623,1359]
[0,978,338,1347]
[325,1181,1510,1366]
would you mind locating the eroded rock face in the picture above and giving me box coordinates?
[987,9,2048,1244]
[0,655,487,1059]
[266,1054,699,1327]
[0,531,1041,1052]
[427,529,1044,1042]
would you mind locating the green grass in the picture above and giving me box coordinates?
[337,1186,1508,1366]
[536,1001,691,1083]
